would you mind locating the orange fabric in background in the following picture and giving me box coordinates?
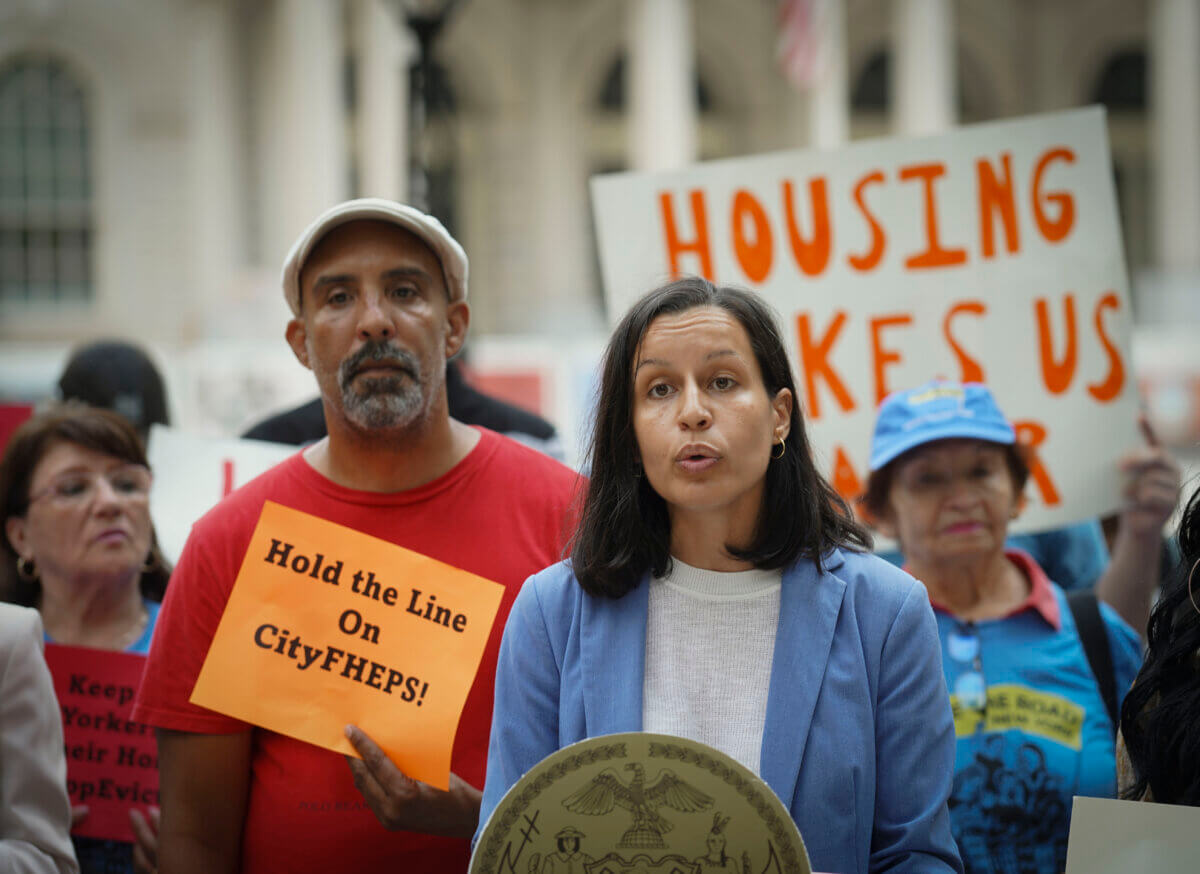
[464,369,545,417]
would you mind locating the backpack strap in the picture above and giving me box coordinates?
[1066,589,1118,731]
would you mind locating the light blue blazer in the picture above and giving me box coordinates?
[478,549,963,874]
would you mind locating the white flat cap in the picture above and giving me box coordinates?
[280,198,469,315]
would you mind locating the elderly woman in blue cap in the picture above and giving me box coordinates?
[861,381,1148,874]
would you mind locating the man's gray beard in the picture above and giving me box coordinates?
[337,342,430,430]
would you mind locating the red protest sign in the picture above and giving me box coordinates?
[0,403,33,452]
[43,644,159,842]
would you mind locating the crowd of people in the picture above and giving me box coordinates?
[1,196,1197,874]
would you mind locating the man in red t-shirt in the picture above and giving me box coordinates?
[133,199,580,874]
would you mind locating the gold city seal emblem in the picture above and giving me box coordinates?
[471,733,812,874]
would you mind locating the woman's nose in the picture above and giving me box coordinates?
[944,475,978,505]
[677,384,711,429]
[91,477,124,513]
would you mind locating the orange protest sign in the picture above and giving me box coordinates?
[190,501,504,790]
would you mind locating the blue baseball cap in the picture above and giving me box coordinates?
[869,381,1015,471]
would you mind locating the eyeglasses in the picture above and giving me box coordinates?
[901,466,1005,496]
[27,465,152,508]
[946,622,987,729]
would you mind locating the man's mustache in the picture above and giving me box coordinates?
[339,341,420,385]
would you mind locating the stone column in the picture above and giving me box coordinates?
[354,0,415,202]
[257,0,348,269]
[528,5,601,334]
[626,0,697,171]
[1150,0,1200,271]
[810,0,849,148]
[187,0,245,333]
[892,0,957,135]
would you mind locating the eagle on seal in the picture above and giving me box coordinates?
[561,763,714,849]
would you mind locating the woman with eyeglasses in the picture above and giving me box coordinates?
[862,381,1157,874]
[478,278,963,873]
[1,403,168,874]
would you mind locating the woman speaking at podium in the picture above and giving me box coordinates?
[478,277,963,874]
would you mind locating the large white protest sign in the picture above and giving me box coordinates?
[1065,796,1200,874]
[147,425,295,564]
[591,107,1139,532]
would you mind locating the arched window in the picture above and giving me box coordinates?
[851,50,889,112]
[851,47,992,121]
[1091,49,1147,111]
[595,53,714,114]
[0,56,93,304]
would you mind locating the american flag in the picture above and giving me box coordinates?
[776,0,834,91]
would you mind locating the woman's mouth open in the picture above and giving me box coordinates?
[675,445,720,473]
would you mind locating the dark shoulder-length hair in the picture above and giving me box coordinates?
[0,402,170,606]
[1120,481,1200,804]
[570,276,871,598]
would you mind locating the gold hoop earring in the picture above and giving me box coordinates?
[16,557,37,582]
[772,439,787,461]
[1188,557,1200,618]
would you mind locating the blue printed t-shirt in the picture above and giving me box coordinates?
[927,550,1140,874]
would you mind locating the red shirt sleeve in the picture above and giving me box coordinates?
[133,518,250,733]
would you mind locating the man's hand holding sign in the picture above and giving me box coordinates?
[191,501,504,799]
[344,726,483,837]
